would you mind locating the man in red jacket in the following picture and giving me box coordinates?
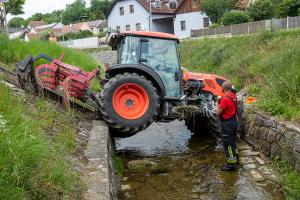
[216,81,238,171]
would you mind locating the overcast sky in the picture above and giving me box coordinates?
[8,0,91,20]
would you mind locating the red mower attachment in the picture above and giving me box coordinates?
[16,53,101,110]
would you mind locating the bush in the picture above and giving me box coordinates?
[221,10,251,25]
[58,30,94,41]
[278,0,300,17]
[8,17,27,28]
[248,0,274,21]
[201,0,238,23]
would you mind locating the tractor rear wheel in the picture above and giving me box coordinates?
[100,73,160,137]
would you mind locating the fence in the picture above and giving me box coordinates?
[191,16,300,38]
[59,37,99,49]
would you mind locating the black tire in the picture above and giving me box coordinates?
[185,92,221,136]
[185,113,221,136]
[185,113,209,134]
[100,72,160,137]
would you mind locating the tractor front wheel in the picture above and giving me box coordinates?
[100,73,160,137]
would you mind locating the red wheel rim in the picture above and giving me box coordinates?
[113,83,150,120]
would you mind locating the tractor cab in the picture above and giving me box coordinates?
[107,31,182,98]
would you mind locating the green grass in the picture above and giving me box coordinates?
[180,29,300,122]
[113,155,124,176]
[273,160,300,200]
[0,82,84,199]
[0,34,99,71]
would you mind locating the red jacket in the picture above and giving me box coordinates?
[218,92,237,120]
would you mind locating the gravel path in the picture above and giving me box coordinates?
[91,51,117,65]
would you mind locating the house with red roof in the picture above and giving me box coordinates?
[107,0,210,38]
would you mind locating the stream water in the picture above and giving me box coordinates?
[116,120,280,200]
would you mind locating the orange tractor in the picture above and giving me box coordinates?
[101,31,233,136]
[16,31,233,137]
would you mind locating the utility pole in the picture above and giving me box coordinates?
[149,0,152,31]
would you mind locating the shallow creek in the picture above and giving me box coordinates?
[116,120,281,200]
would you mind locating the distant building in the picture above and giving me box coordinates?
[9,29,29,40]
[237,0,258,9]
[62,22,92,35]
[107,0,211,39]
[31,23,64,35]
[27,20,47,29]
[87,20,108,35]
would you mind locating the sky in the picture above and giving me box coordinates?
[8,0,91,20]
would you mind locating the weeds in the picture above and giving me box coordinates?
[273,160,300,200]
[113,156,124,176]
[0,83,84,199]
[0,34,99,71]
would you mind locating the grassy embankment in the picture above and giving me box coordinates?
[181,29,300,122]
[180,29,300,199]
[0,34,98,71]
[0,35,101,199]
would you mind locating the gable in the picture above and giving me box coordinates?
[176,0,201,14]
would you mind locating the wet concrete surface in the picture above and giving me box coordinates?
[116,120,282,200]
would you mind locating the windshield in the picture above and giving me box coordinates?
[118,36,181,97]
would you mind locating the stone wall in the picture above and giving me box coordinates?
[241,106,300,171]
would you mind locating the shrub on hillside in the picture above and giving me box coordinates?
[201,0,238,23]
[58,30,94,41]
[278,0,300,17]
[221,10,251,25]
[248,0,274,20]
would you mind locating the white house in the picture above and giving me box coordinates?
[107,0,210,39]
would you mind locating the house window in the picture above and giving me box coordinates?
[192,0,198,7]
[129,5,134,13]
[170,1,177,9]
[155,0,161,8]
[180,21,186,31]
[203,17,209,27]
[120,7,124,15]
[136,23,141,31]
[126,25,130,31]
[116,26,120,32]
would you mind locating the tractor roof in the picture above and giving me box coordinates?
[120,31,179,40]
[107,31,179,49]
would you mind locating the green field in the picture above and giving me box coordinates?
[180,29,300,122]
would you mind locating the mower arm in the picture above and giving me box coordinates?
[33,53,54,62]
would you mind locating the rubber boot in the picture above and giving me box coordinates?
[221,163,236,171]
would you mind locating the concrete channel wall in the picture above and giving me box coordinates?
[241,106,300,171]
[84,120,117,200]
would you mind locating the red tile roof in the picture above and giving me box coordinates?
[28,20,46,28]
[62,22,91,34]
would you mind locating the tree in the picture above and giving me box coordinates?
[63,0,88,24]
[0,0,25,29]
[202,0,238,23]
[221,10,251,25]
[28,13,44,21]
[8,17,27,27]
[248,0,274,21]
[278,0,300,17]
[89,0,113,20]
